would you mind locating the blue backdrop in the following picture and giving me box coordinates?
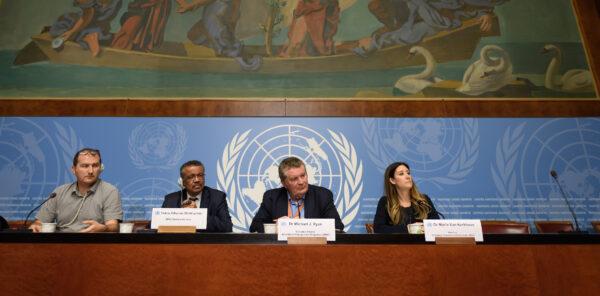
[1,117,599,232]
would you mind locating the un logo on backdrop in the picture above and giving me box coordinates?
[0,118,66,217]
[362,119,479,187]
[120,178,178,220]
[520,119,600,214]
[493,119,600,220]
[217,125,363,232]
[129,121,186,169]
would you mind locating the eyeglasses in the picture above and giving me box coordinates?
[78,149,100,156]
[184,174,205,181]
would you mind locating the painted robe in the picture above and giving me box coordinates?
[50,0,123,50]
[111,0,171,51]
[356,0,509,56]
[281,0,340,57]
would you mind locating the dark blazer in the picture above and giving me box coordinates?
[0,215,8,231]
[162,186,233,233]
[373,194,440,233]
[249,184,344,233]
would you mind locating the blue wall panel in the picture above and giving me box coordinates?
[1,117,599,232]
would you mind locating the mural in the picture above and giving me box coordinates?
[1,117,599,232]
[0,0,597,98]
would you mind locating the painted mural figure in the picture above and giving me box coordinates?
[111,0,172,51]
[355,0,508,57]
[367,0,408,39]
[49,0,123,57]
[176,0,261,70]
[280,0,341,57]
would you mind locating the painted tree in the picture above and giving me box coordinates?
[260,0,286,56]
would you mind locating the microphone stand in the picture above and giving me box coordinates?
[23,192,56,230]
[550,171,586,234]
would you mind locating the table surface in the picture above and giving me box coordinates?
[1,231,600,244]
[2,232,600,295]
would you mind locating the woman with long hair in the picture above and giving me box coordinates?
[373,162,440,233]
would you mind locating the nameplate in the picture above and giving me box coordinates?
[287,237,327,245]
[157,226,197,233]
[424,219,483,242]
[150,208,207,229]
[277,219,336,241]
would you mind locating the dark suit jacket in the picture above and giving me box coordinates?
[162,186,233,233]
[373,194,440,233]
[0,215,8,231]
[249,184,344,233]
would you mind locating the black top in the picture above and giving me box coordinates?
[0,215,8,231]
[249,184,344,233]
[162,186,233,233]
[373,195,440,233]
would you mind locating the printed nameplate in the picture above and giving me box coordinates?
[424,219,483,242]
[151,208,207,229]
[277,218,336,241]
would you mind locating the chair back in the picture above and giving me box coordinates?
[591,221,600,233]
[131,220,150,232]
[481,220,530,234]
[7,220,29,230]
[534,221,574,233]
[365,223,374,234]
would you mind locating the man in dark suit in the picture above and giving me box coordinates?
[249,157,344,233]
[162,160,233,232]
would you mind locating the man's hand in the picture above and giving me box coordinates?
[29,221,42,233]
[61,29,75,41]
[479,14,493,32]
[176,0,193,13]
[80,220,108,233]
[181,201,197,208]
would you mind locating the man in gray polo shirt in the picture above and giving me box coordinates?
[29,148,123,232]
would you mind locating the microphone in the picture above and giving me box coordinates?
[550,170,584,233]
[23,192,56,229]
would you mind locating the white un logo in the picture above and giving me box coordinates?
[0,118,65,219]
[362,118,479,187]
[129,121,186,169]
[521,119,600,217]
[217,125,363,233]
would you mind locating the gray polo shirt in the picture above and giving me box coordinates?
[36,179,123,232]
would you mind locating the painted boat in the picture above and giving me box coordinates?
[14,17,498,74]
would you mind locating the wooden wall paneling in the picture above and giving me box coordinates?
[124,100,286,117]
[1,244,599,295]
[573,0,600,96]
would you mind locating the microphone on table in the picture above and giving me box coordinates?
[23,192,56,229]
[550,170,585,233]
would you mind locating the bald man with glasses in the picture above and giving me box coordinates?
[161,160,233,232]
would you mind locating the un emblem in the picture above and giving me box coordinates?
[493,119,600,221]
[120,177,178,220]
[362,118,479,187]
[129,121,186,169]
[0,118,65,219]
[217,125,363,232]
[520,119,600,216]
